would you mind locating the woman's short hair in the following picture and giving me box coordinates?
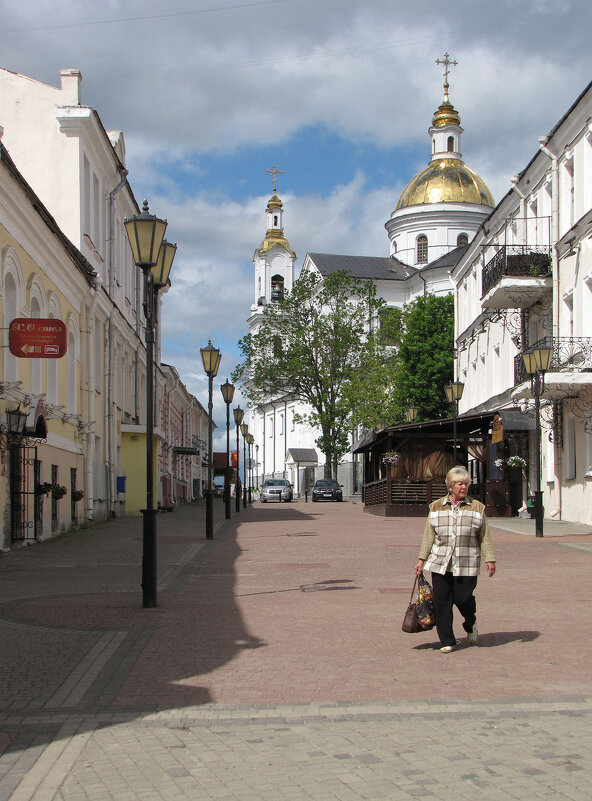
[446,466,470,489]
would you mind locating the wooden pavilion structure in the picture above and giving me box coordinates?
[354,410,533,517]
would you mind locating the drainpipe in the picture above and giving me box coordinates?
[106,168,129,518]
[538,136,561,518]
[84,276,101,521]
[511,177,528,351]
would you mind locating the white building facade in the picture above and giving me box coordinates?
[452,80,592,524]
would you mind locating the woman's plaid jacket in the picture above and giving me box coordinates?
[418,495,496,576]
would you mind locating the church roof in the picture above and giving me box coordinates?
[422,244,469,271]
[307,253,414,281]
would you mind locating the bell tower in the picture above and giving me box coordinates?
[252,165,296,314]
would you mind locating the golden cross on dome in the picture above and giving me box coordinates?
[435,52,458,103]
[266,164,283,194]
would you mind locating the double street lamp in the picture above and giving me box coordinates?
[445,380,464,463]
[220,379,235,520]
[233,406,244,513]
[522,340,554,538]
[240,422,248,508]
[124,200,176,608]
[201,340,222,539]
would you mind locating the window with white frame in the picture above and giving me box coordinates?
[585,429,592,477]
[546,431,555,483]
[564,414,576,480]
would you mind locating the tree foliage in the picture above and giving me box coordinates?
[392,293,455,421]
[233,269,387,477]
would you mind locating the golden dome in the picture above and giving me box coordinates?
[267,193,282,210]
[432,100,461,128]
[396,159,494,210]
[257,228,296,258]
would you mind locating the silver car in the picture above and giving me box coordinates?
[260,478,293,502]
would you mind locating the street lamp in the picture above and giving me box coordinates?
[124,200,171,608]
[201,340,222,539]
[220,379,235,520]
[246,433,254,503]
[445,380,464,463]
[522,340,554,538]
[406,405,418,423]
[233,406,244,513]
[240,422,248,508]
[255,443,259,490]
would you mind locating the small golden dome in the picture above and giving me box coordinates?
[396,159,494,210]
[432,100,461,128]
[267,193,283,210]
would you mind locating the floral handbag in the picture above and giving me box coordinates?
[402,571,436,633]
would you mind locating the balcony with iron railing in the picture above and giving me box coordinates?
[514,337,592,394]
[481,246,552,310]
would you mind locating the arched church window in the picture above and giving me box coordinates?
[273,215,278,226]
[447,136,454,153]
[271,274,284,301]
[457,233,469,247]
[416,235,428,264]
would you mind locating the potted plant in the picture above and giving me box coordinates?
[36,482,53,496]
[51,484,67,500]
[72,489,84,503]
[382,451,401,465]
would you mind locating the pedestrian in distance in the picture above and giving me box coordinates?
[414,466,496,653]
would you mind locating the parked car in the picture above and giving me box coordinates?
[260,478,293,503]
[311,479,343,502]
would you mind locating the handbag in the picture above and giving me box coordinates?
[402,571,436,633]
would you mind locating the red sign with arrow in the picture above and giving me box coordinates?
[9,318,67,358]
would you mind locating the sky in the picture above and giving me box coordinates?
[1,0,591,452]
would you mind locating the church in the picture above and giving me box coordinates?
[245,56,494,497]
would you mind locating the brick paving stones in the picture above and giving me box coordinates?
[0,498,591,799]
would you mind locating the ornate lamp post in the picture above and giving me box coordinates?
[124,200,172,608]
[406,405,418,423]
[445,380,464,463]
[522,340,554,538]
[240,422,248,508]
[246,433,254,503]
[220,379,235,520]
[233,406,244,513]
[255,444,259,490]
[201,340,222,539]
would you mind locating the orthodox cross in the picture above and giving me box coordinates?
[266,164,283,194]
[435,52,457,103]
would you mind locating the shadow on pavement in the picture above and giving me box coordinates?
[414,630,541,650]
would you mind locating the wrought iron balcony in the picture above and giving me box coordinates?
[514,337,592,386]
[481,246,552,309]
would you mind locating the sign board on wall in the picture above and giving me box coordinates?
[9,318,67,358]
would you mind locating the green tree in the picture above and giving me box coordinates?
[393,293,455,421]
[233,269,386,478]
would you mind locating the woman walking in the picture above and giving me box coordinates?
[414,466,496,653]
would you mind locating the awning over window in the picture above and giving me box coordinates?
[286,448,318,466]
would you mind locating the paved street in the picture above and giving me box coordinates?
[1,497,591,800]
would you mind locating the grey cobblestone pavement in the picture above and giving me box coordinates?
[1,498,591,800]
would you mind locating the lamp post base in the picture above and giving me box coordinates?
[534,490,544,538]
[205,490,213,539]
[141,508,158,608]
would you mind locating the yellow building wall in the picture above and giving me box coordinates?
[121,432,159,516]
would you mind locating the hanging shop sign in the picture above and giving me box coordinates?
[9,318,67,358]
[491,413,504,444]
